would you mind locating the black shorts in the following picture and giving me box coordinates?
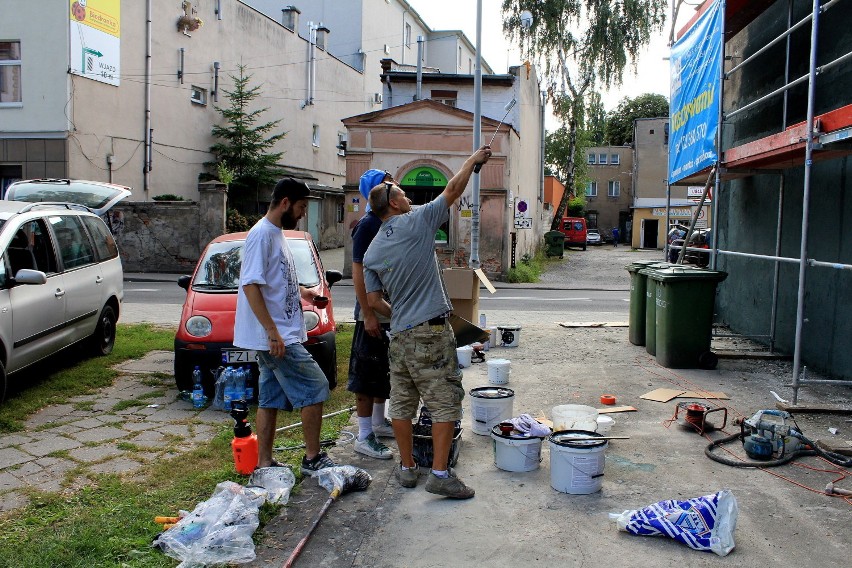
[347,320,391,398]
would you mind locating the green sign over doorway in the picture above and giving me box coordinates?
[401,166,448,187]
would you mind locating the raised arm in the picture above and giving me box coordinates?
[439,146,492,208]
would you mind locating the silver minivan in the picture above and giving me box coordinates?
[0,179,130,401]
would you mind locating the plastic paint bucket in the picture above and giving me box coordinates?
[498,325,521,347]
[469,386,515,436]
[548,430,608,494]
[486,358,511,385]
[596,415,614,433]
[551,404,599,432]
[490,425,542,472]
[457,345,473,368]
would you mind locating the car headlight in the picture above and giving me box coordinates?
[303,310,319,332]
[185,315,213,337]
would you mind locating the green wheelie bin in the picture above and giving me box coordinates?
[544,230,565,258]
[647,267,727,369]
[626,260,664,346]
[640,263,674,356]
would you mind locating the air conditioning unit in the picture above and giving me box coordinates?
[374,93,383,105]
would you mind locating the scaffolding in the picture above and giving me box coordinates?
[669,0,852,403]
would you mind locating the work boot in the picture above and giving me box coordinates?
[424,469,475,499]
[395,461,419,488]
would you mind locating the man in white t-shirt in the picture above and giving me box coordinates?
[234,178,337,476]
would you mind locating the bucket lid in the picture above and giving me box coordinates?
[491,424,543,440]
[549,429,607,448]
[487,358,511,365]
[645,266,728,282]
[469,386,514,398]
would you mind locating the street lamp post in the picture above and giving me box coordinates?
[470,0,483,270]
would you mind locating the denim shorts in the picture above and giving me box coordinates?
[257,344,330,411]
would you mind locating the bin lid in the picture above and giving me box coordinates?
[644,266,728,282]
[469,386,514,399]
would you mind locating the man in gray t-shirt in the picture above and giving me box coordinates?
[363,146,491,500]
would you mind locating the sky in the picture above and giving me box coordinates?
[407,0,697,126]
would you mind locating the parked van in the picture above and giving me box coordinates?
[560,217,588,250]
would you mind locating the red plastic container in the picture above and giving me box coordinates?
[232,433,258,475]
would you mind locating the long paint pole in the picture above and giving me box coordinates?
[470,0,482,270]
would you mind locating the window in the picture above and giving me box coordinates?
[598,153,607,165]
[11,219,58,275]
[190,85,207,105]
[49,216,95,270]
[337,132,347,156]
[608,180,620,197]
[0,41,22,105]
[587,212,598,229]
[586,181,597,197]
[610,154,620,165]
[664,123,670,145]
[405,23,412,48]
[0,164,22,197]
[312,124,320,147]
[431,90,457,107]
[81,216,119,260]
[587,154,596,165]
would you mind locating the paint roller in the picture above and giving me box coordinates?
[474,98,517,173]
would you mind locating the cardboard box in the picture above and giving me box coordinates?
[442,268,495,323]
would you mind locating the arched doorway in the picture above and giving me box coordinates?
[399,166,450,245]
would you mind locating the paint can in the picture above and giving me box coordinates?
[488,326,498,348]
[548,430,608,494]
[551,404,598,432]
[469,386,515,436]
[486,358,511,385]
[456,345,473,368]
[596,415,614,433]
[498,325,521,347]
[491,425,542,472]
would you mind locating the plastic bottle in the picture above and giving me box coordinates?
[222,367,235,411]
[191,367,206,409]
[233,367,246,402]
[230,400,258,475]
[242,367,255,403]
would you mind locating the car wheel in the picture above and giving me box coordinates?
[0,360,6,404]
[582,244,587,251]
[90,305,117,356]
[173,351,194,393]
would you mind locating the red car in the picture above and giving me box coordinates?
[174,230,342,394]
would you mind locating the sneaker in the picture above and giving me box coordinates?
[424,469,475,499]
[300,451,337,477]
[372,418,395,438]
[354,432,393,460]
[394,462,419,488]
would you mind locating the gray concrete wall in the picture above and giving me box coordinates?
[110,182,227,273]
[715,1,852,379]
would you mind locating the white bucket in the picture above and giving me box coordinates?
[498,325,521,347]
[596,415,614,433]
[456,345,473,368]
[491,425,542,472]
[549,430,608,494]
[488,326,498,347]
[551,404,599,432]
[486,358,511,385]
[469,387,515,436]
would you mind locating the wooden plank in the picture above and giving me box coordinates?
[816,439,852,457]
[678,391,730,400]
[714,350,792,360]
[558,322,628,328]
[640,388,685,403]
[776,403,852,415]
[597,406,637,414]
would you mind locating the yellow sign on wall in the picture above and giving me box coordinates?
[70,0,120,37]
[69,0,121,86]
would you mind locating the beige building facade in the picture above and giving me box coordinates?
[583,145,633,241]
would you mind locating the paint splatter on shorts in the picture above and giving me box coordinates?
[387,320,464,422]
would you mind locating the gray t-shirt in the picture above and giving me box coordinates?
[363,195,452,333]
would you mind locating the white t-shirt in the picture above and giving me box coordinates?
[234,218,307,350]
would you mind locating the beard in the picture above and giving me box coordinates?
[281,207,300,230]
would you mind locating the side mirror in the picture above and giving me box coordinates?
[178,275,191,290]
[14,269,47,285]
[325,270,343,287]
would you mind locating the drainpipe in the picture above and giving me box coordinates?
[144,0,152,198]
[384,74,392,108]
[415,36,423,101]
[539,90,546,204]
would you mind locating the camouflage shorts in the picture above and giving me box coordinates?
[388,321,464,422]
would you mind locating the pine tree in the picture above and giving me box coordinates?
[209,65,286,213]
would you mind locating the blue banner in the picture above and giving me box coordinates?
[668,0,722,183]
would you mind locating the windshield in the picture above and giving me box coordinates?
[192,237,320,290]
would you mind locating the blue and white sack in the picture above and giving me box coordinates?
[610,490,738,556]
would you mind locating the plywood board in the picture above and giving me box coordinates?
[678,391,730,400]
[640,388,686,402]
[597,406,637,414]
[559,322,629,328]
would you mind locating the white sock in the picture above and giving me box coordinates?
[357,416,373,441]
[372,402,387,426]
[431,469,449,478]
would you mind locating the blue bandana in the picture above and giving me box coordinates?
[359,169,387,212]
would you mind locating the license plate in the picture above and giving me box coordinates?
[222,349,259,364]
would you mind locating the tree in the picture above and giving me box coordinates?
[209,65,286,213]
[502,0,666,230]
[606,93,670,145]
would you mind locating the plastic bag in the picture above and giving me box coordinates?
[509,413,552,437]
[247,466,296,505]
[315,465,372,495]
[153,481,261,567]
[610,490,738,557]
[211,367,227,410]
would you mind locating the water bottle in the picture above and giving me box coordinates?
[242,366,255,403]
[222,367,235,411]
[191,366,206,409]
[233,367,246,402]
